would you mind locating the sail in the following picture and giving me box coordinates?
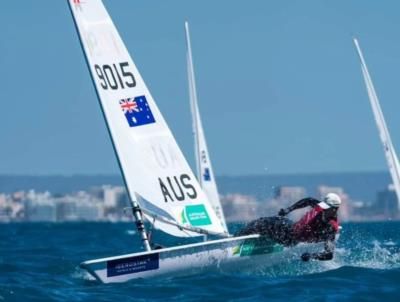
[353,38,400,210]
[184,22,228,232]
[68,0,226,237]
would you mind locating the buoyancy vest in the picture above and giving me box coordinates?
[293,202,339,242]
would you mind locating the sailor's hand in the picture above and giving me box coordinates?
[301,252,311,262]
[278,208,289,216]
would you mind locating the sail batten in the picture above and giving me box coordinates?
[184,22,228,232]
[68,0,226,237]
[354,38,400,210]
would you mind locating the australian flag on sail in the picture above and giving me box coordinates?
[119,95,156,127]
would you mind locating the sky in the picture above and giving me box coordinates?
[1,0,400,176]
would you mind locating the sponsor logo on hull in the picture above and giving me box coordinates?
[181,204,211,226]
[107,253,159,277]
[232,238,283,257]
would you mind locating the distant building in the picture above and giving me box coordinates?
[0,196,11,223]
[2,177,400,223]
[23,190,56,222]
[25,200,56,222]
[12,191,26,202]
[274,186,306,203]
[373,185,399,219]
[0,194,6,207]
[56,197,77,221]
[55,191,103,222]
[76,201,101,221]
[103,186,128,208]
[0,194,8,222]
[221,194,259,222]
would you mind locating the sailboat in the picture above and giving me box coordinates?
[68,0,322,283]
[353,38,400,210]
[184,21,228,233]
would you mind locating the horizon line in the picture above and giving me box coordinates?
[0,170,391,178]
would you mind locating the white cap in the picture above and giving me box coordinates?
[322,193,342,208]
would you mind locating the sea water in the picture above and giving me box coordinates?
[1,222,399,301]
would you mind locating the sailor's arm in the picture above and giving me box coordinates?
[279,197,320,216]
[301,240,335,261]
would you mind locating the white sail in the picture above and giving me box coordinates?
[68,0,226,237]
[184,22,228,232]
[354,38,400,209]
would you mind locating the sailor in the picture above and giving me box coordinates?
[236,193,341,261]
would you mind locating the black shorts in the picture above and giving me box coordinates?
[235,216,296,245]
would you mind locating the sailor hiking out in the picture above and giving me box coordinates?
[236,193,341,261]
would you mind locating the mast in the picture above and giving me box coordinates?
[185,21,202,184]
[184,22,229,232]
[353,38,400,210]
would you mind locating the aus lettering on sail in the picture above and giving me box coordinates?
[159,174,198,202]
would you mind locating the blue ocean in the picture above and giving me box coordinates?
[1,222,399,301]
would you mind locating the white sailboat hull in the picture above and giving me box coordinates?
[81,235,323,283]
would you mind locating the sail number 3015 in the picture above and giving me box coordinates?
[94,62,136,90]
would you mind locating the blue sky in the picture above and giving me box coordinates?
[1,0,400,176]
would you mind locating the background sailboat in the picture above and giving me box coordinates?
[184,21,228,233]
[353,38,400,210]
